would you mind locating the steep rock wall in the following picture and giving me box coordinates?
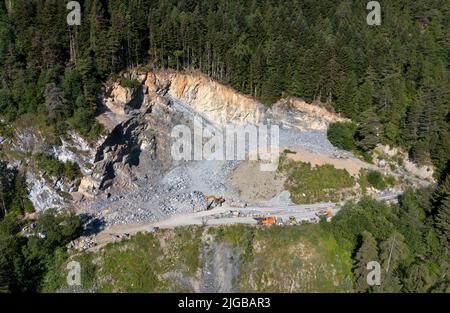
[145,71,266,127]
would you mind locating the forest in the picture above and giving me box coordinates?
[0,0,449,175]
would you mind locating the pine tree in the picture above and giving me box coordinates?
[356,111,383,151]
[434,174,450,252]
[353,231,379,292]
[335,71,358,119]
[378,232,409,292]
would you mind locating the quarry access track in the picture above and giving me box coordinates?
[88,192,401,251]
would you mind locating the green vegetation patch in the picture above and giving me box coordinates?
[33,153,82,181]
[327,122,357,151]
[0,209,81,292]
[210,224,353,292]
[0,121,14,138]
[53,226,205,292]
[358,169,396,193]
[279,155,355,203]
[118,77,141,89]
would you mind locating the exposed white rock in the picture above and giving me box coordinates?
[27,172,65,212]
[375,145,435,181]
[50,131,96,175]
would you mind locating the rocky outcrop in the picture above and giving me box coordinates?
[141,71,346,131]
[87,117,156,191]
[27,172,65,212]
[374,145,435,182]
[145,71,266,127]
[268,97,351,131]
[99,70,347,134]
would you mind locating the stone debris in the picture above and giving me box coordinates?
[67,236,96,251]
[74,71,363,227]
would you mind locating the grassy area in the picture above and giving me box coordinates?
[210,224,353,292]
[44,227,204,292]
[45,224,354,292]
[278,154,356,203]
[358,169,396,193]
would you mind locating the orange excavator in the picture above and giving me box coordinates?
[254,216,276,225]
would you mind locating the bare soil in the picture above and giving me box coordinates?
[226,160,286,203]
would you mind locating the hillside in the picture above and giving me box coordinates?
[0,0,449,295]
[43,191,449,293]
[45,225,353,293]
[1,0,449,176]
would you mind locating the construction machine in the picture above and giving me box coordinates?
[205,195,225,210]
[254,216,276,225]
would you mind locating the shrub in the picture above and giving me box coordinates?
[327,122,357,151]
[280,158,355,203]
[119,77,141,89]
[34,153,81,181]
[366,170,386,190]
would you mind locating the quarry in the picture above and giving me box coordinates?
[0,70,434,249]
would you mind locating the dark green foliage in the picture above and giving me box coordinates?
[0,215,25,293]
[353,231,378,292]
[0,159,81,292]
[0,121,13,138]
[327,122,357,151]
[33,153,81,181]
[25,209,81,262]
[0,209,81,292]
[0,0,448,177]
[327,180,450,292]
[366,170,387,190]
[355,111,383,151]
[433,175,450,252]
[119,77,141,89]
[0,161,34,218]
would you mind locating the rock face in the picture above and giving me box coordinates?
[0,127,97,212]
[268,98,351,132]
[92,117,155,190]
[142,71,348,131]
[145,71,266,127]
[27,171,65,212]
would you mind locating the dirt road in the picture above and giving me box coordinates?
[89,193,400,250]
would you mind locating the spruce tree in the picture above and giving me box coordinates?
[434,174,450,252]
[353,231,379,292]
[378,232,409,292]
[356,111,383,151]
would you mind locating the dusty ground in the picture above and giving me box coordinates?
[283,147,373,176]
[225,147,372,204]
[226,160,286,203]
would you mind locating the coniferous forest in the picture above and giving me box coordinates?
[0,0,449,174]
[0,0,449,293]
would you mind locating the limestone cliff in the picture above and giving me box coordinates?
[100,70,347,132]
[145,71,266,127]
